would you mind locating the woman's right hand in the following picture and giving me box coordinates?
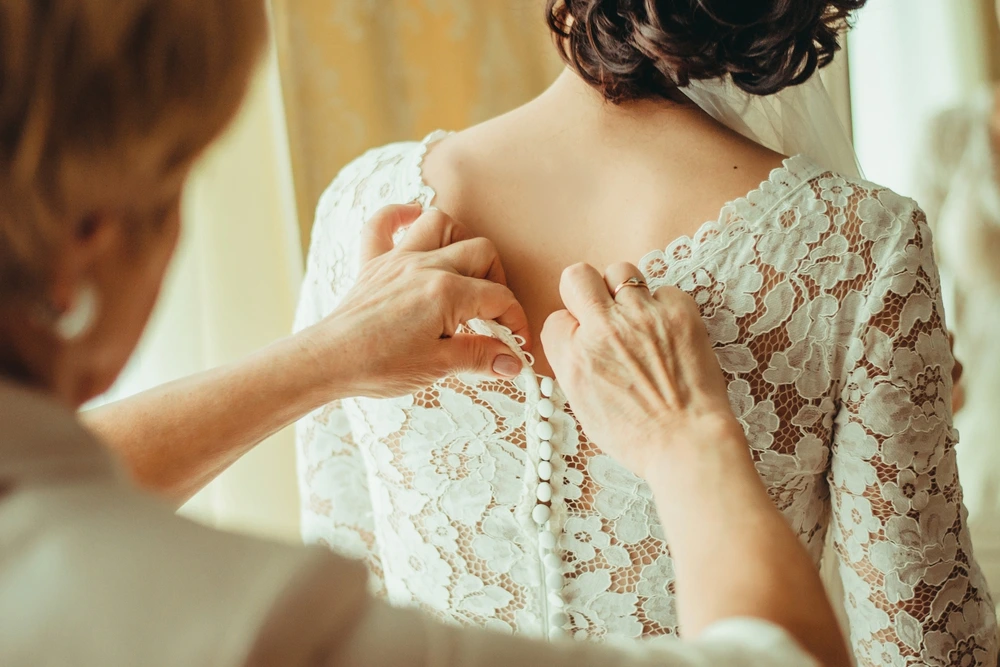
[541,261,745,479]
[302,204,531,401]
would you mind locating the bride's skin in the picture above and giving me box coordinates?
[422,69,787,376]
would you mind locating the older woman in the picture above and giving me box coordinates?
[0,1,849,665]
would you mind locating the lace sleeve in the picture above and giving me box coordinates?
[292,161,388,597]
[829,207,998,665]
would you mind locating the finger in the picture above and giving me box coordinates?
[441,334,524,379]
[953,381,966,415]
[359,203,423,263]
[653,285,693,309]
[948,332,963,387]
[432,237,508,287]
[541,309,579,375]
[541,309,578,348]
[452,278,532,351]
[603,262,650,306]
[396,208,474,252]
[559,263,613,321]
[653,286,704,326]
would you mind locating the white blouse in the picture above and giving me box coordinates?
[295,132,998,666]
[0,385,816,666]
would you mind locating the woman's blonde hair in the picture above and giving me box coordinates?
[0,0,267,299]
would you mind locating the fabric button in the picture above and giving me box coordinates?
[548,593,565,608]
[538,461,553,481]
[540,377,554,398]
[550,611,569,628]
[539,530,557,550]
[536,421,554,441]
[532,504,552,525]
[536,481,553,503]
[538,441,553,461]
[543,553,562,570]
[537,398,555,419]
[549,627,565,640]
[546,571,564,589]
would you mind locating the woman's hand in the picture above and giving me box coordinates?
[541,261,744,479]
[302,204,531,400]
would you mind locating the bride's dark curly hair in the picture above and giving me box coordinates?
[546,0,867,103]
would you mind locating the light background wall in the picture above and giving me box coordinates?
[848,0,1000,198]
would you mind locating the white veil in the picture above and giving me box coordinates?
[683,74,863,179]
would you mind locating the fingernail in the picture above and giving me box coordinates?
[493,354,522,378]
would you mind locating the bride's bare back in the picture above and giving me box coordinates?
[423,71,785,375]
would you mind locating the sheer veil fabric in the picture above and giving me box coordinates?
[684,74,863,179]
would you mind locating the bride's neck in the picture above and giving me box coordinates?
[538,69,695,126]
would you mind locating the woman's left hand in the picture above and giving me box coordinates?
[541,262,744,481]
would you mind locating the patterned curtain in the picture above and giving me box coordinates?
[270,0,564,253]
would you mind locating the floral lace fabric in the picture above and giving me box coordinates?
[294,132,998,665]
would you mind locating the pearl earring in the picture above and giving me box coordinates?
[55,283,100,341]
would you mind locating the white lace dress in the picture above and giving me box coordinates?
[295,131,998,666]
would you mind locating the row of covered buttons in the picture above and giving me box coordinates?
[531,376,568,636]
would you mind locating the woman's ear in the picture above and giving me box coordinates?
[74,213,120,259]
[48,213,123,315]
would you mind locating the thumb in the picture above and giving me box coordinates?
[442,334,524,379]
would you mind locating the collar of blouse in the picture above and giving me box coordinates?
[0,380,117,485]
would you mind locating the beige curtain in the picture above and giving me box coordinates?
[270,0,564,252]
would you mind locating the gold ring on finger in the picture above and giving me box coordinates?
[612,277,650,299]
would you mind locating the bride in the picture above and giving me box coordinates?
[295,1,997,664]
